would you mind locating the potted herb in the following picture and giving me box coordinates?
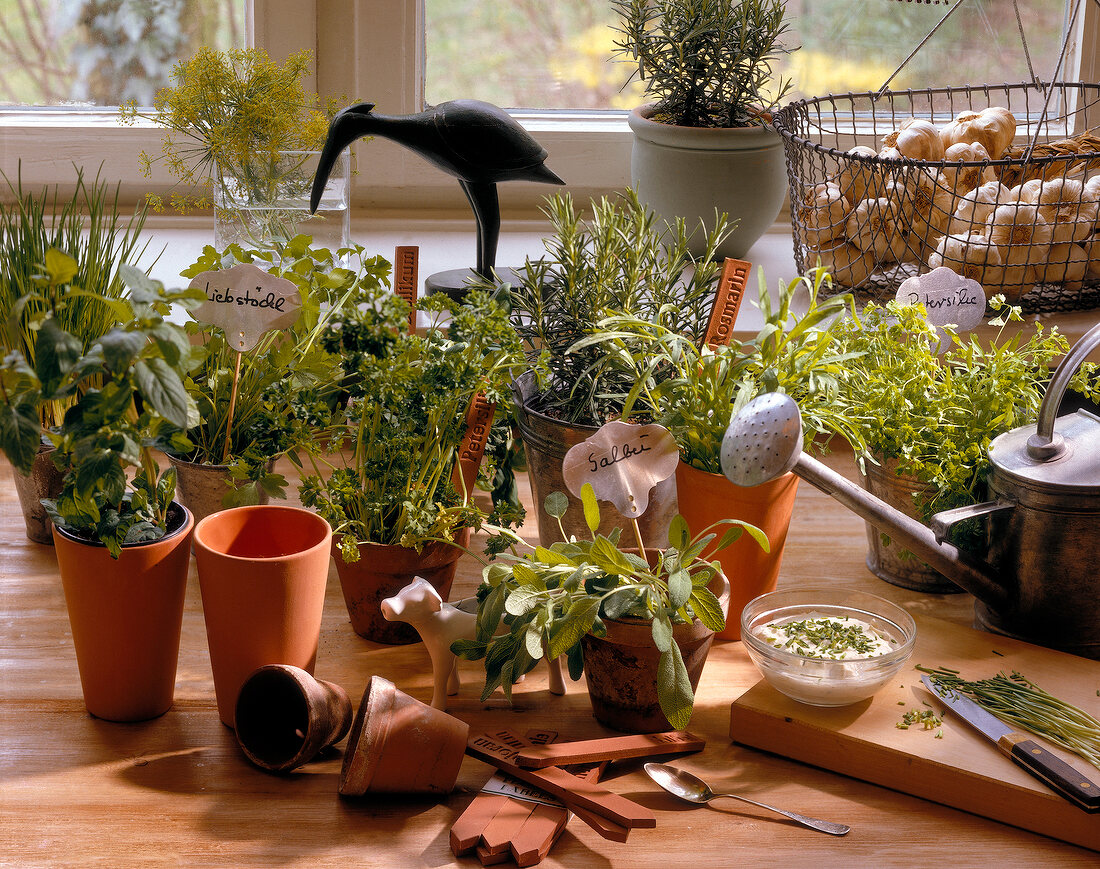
[830,298,1100,591]
[505,189,731,547]
[0,167,152,542]
[0,265,204,720]
[119,47,347,250]
[167,238,391,524]
[299,288,526,644]
[455,485,767,732]
[611,0,794,258]
[580,267,864,636]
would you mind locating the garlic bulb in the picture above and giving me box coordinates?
[939,107,1016,159]
[986,204,1054,264]
[927,232,1003,290]
[810,242,876,288]
[882,118,944,161]
[1012,178,1046,205]
[846,197,909,262]
[903,169,955,249]
[1035,178,1096,245]
[1080,232,1100,278]
[1038,242,1089,292]
[1084,175,1100,205]
[835,145,884,204]
[798,182,852,249]
[948,181,1010,236]
[941,142,996,196]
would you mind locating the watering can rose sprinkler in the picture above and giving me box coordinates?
[719,322,1100,660]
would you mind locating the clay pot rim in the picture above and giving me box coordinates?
[52,501,194,550]
[628,103,778,138]
[331,526,473,564]
[193,504,332,562]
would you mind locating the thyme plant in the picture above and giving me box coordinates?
[611,0,794,127]
[506,189,731,426]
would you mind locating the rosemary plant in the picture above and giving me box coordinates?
[0,166,152,432]
[611,0,794,128]
[505,189,731,426]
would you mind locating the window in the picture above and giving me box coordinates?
[3,1,1099,217]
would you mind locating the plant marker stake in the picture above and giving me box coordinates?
[222,344,244,463]
[704,257,752,348]
[394,245,419,332]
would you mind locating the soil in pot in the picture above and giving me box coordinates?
[332,527,470,645]
[52,502,194,722]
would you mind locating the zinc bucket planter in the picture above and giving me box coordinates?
[579,552,730,733]
[332,528,470,645]
[52,502,194,722]
[12,444,65,544]
[194,505,333,727]
[675,461,798,640]
[628,105,787,260]
[512,371,676,547]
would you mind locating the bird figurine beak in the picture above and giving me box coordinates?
[310,102,376,214]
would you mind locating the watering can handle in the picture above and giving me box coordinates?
[1027,321,1100,461]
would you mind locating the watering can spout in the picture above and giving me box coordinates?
[720,393,1010,612]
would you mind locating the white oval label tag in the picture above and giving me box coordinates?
[561,421,679,518]
[896,266,985,349]
[189,263,302,351]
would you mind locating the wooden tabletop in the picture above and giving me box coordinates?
[2,451,1096,868]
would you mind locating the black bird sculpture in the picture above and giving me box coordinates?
[310,99,564,291]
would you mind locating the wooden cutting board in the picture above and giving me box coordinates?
[729,613,1100,851]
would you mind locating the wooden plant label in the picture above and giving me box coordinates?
[189,263,301,351]
[394,245,419,331]
[704,257,752,348]
[561,421,679,519]
[514,730,706,770]
[895,266,985,350]
[452,393,496,498]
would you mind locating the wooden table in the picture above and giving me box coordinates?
[2,452,1096,867]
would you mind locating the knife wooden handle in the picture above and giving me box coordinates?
[998,733,1100,812]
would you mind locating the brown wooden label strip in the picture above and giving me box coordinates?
[394,245,418,332]
[466,732,656,829]
[514,730,706,769]
[704,257,752,348]
[452,393,496,499]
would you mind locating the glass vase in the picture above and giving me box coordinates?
[214,150,350,255]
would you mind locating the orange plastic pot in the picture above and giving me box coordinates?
[331,528,469,645]
[194,505,332,727]
[52,502,194,722]
[674,461,798,640]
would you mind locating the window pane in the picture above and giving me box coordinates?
[0,0,244,107]
[425,0,1071,112]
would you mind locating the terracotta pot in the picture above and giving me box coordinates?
[512,370,676,547]
[167,454,274,529]
[12,444,65,544]
[580,552,730,733]
[859,457,964,594]
[194,505,333,727]
[52,502,194,721]
[332,527,470,645]
[339,675,469,796]
[675,461,799,640]
[234,664,353,773]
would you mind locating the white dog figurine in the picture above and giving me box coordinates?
[381,577,566,710]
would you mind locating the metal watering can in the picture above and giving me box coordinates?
[720,322,1100,660]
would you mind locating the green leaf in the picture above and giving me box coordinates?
[580,482,600,533]
[133,357,190,429]
[601,587,639,620]
[566,642,584,681]
[657,643,694,731]
[667,568,691,610]
[651,613,673,653]
[689,586,726,632]
[44,248,78,285]
[524,622,545,660]
[98,329,145,374]
[544,490,569,519]
[588,535,635,575]
[33,319,81,395]
[547,597,600,660]
[0,401,43,474]
[451,638,487,661]
[476,582,506,641]
[667,514,689,550]
[504,585,542,617]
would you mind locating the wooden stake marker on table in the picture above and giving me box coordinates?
[513,730,706,769]
[394,245,419,331]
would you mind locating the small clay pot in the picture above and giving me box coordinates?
[12,444,65,544]
[331,529,469,645]
[339,675,469,796]
[167,454,274,529]
[194,505,333,727]
[234,664,353,773]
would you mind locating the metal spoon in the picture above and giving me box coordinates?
[644,762,851,836]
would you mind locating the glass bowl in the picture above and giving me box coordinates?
[740,587,917,707]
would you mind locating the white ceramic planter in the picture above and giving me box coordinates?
[628,105,787,260]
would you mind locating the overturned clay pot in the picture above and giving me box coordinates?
[339,675,469,796]
[234,664,353,773]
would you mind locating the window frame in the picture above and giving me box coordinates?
[0,0,1097,217]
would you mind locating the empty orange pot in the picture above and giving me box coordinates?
[194,505,332,727]
[53,502,194,721]
[339,675,469,796]
[675,461,798,640]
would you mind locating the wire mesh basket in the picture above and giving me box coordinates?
[774,82,1100,313]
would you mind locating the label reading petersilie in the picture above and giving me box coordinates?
[895,266,985,351]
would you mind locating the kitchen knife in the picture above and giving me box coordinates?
[921,675,1100,812]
